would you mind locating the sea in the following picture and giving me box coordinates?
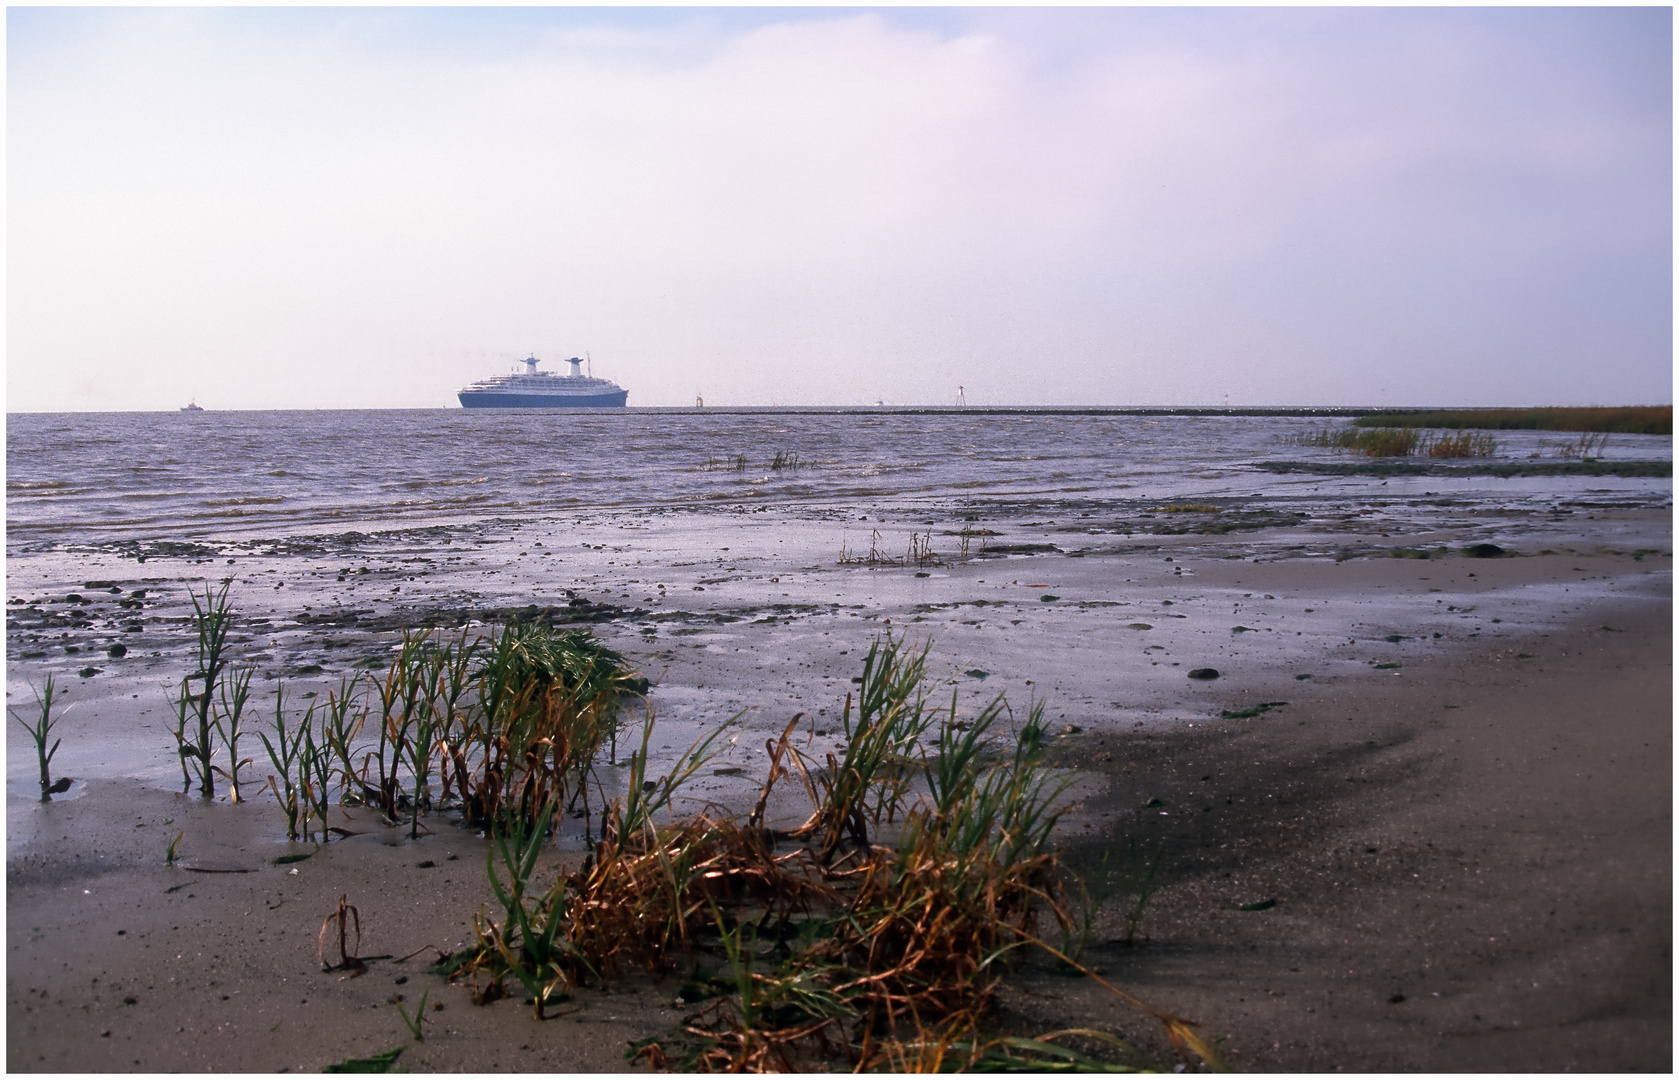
[7,408,1670,549]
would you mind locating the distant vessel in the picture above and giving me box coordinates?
[457,355,628,409]
[181,400,204,412]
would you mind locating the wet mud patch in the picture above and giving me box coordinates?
[1047,721,1427,893]
[291,598,649,634]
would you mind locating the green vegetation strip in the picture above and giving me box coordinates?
[1258,460,1670,478]
[1351,407,1670,434]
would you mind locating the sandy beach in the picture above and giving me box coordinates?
[6,500,1670,1072]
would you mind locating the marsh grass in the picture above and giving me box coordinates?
[168,589,645,847]
[839,528,944,567]
[319,893,366,975]
[1353,406,1670,434]
[1061,850,1117,965]
[1299,427,1419,457]
[1555,431,1611,459]
[1300,426,1496,459]
[260,687,334,842]
[323,1047,404,1073]
[907,531,939,566]
[394,986,431,1040]
[1425,431,1497,458]
[245,619,640,839]
[184,581,236,798]
[786,636,938,861]
[163,591,1210,1068]
[957,521,982,559]
[212,667,256,802]
[1118,840,1166,946]
[10,674,66,802]
[439,634,1221,1072]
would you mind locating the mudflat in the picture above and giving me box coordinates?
[1015,590,1671,1073]
[7,537,1670,1071]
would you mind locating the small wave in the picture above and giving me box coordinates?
[202,496,286,507]
[395,476,492,490]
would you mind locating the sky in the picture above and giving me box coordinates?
[7,6,1672,410]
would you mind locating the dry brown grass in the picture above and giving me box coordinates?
[441,635,1226,1071]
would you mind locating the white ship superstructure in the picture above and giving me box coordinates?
[457,355,629,409]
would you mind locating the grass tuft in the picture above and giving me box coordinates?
[10,675,66,802]
[436,634,1223,1072]
[1299,426,1496,458]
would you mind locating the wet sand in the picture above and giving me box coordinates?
[6,509,1670,1071]
[1012,588,1671,1073]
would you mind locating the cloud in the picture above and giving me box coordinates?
[8,7,1670,409]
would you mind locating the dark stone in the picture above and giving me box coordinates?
[1464,543,1505,558]
[77,666,100,678]
[1188,668,1220,680]
[107,642,128,658]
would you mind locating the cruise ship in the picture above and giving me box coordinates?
[456,355,629,409]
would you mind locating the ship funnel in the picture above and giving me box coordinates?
[566,357,584,378]
[520,355,542,375]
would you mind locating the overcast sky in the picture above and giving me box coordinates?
[8,6,1671,410]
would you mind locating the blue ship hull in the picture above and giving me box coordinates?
[458,389,629,408]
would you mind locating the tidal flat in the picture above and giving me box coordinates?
[6,411,1672,1071]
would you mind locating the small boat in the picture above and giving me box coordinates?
[457,354,629,409]
[181,400,204,412]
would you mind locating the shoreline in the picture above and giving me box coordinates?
[6,545,1669,1071]
[7,405,1576,417]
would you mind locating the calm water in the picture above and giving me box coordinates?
[8,409,1670,549]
